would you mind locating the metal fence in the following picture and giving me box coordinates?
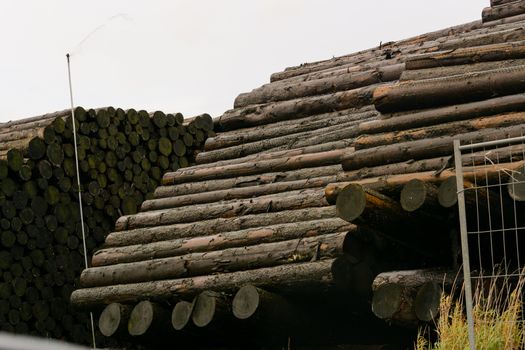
[454,136,525,350]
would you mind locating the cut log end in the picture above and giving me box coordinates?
[336,184,366,222]
[128,300,154,336]
[232,285,260,320]
[508,171,525,201]
[372,284,402,320]
[400,179,427,212]
[192,291,218,327]
[98,303,126,337]
[414,282,442,322]
[171,300,194,331]
[438,176,458,208]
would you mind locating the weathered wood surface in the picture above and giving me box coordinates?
[491,0,521,6]
[483,12,525,26]
[405,40,525,70]
[216,85,376,131]
[105,206,338,247]
[82,232,349,286]
[95,218,353,266]
[483,2,525,23]
[359,93,525,135]
[373,64,525,113]
[71,259,338,308]
[162,149,349,185]
[234,64,404,108]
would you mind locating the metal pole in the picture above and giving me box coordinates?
[66,53,97,349]
[453,139,476,350]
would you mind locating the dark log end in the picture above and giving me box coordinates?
[438,176,458,208]
[414,282,442,322]
[400,179,427,212]
[372,284,402,320]
[232,285,259,320]
[98,303,123,337]
[192,291,217,327]
[128,300,154,336]
[171,300,194,330]
[336,184,366,222]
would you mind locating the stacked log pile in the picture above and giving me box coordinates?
[70,9,525,349]
[0,108,212,344]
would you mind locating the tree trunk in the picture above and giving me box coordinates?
[355,112,525,150]
[105,206,338,247]
[373,64,525,113]
[93,220,353,267]
[371,269,457,327]
[483,2,525,23]
[358,93,525,135]
[232,285,292,321]
[191,291,231,328]
[171,300,194,331]
[491,0,520,6]
[234,65,404,108]
[342,124,525,171]
[215,85,376,131]
[162,149,348,185]
[406,40,525,70]
[483,12,525,26]
[400,179,440,212]
[127,300,169,336]
[98,302,132,337]
[70,259,339,308]
[438,26,525,51]
[204,108,376,151]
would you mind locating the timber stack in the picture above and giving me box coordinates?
[62,1,525,348]
[0,107,212,345]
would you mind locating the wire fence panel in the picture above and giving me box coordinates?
[455,135,525,350]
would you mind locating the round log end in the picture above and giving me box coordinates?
[372,284,402,320]
[171,300,194,330]
[232,285,260,320]
[336,184,366,222]
[508,171,525,201]
[192,291,217,327]
[99,303,123,337]
[400,179,427,212]
[414,282,442,322]
[128,300,154,336]
[438,176,458,208]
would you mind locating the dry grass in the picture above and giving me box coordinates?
[415,273,525,350]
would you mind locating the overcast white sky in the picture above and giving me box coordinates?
[0,1,488,123]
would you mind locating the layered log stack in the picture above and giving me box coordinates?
[71,4,525,349]
[0,108,212,344]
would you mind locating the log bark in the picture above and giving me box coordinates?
[171,300,194,331]
[215,85,376,131]
[204,107,376,151]
[70,259,338,308]
[400,179,440,212]
[483,12,525,26]
[116,188,328,231]
[438,26,525,51]
[105,206,338,247]
[98,302,132,337]
[355,112,525,150]
[234,65,404,108]
[162,149,348,185]
[373,64,525,113]
[359,93,525,135]
[372,269,457,327]
[93,220,353,267]
[491,0,521,6]
[483,2,525,23]
[406,40,525,70]
[342,124,525,171]
[143,176,337,211]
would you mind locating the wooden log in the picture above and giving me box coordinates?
[215,85,376,131]
[105,206,337,247]
[406,40,525,70]
[483,2,525,23]
[232,285,292,321]
[143,176,336,211]
[191,291,230,327]
[491,0,521,6]
[508,168,525,201]
[70,259,338,308]
[98,302,132,337]
[371,269,457,327]
[359,93,525,135]
[400,179,440,212]
[127,300,168,336]
[233,65,404,108]
[162,149,348,185]
[373,64,525,113]
[438,26,525,51]
[93,220,352,267]
[342,124,525,171]
[171,300,194,330]
[196,118,367,164]
[483,12,525,26]
[355,112,525,150]
[204,107,376,151]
